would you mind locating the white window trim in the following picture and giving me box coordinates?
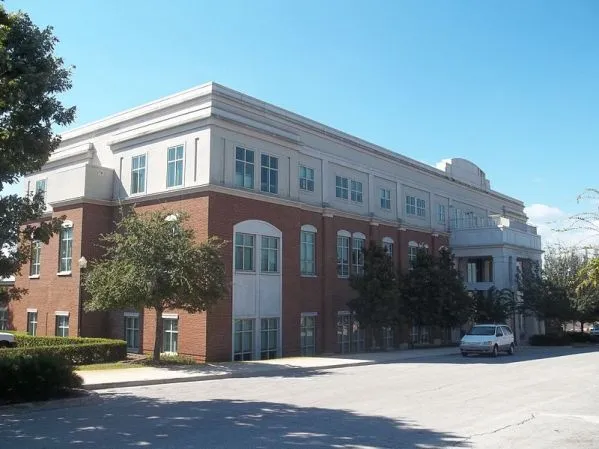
[300,226,317,277]
[350,179,364,203]
[124,311,140,318]
[62,220,73,229]
[162,313,179,319]
[408,241,419,247]
[301,312,318,317]
[335,175,349,200]
[380,188,392,210]
[166,143,186,190]
[27,308,38,313]
[382,237,394,244]
[234,146,256,190]
[29,275,40,279]
[301,224,317,233]
[337,230,351,238]
[130,153,148,196]
[298,164,315,193]
[260,152,279,195]
[57,271,72,276]
[352,232,366,240]
[55,311,69,316]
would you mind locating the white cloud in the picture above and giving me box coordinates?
[435,159,452,171]
[525,203,599,249]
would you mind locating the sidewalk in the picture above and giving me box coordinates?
[78,346,459,390]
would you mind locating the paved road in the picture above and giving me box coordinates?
[1,347,599,448]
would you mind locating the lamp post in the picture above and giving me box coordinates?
[78,256,88,337]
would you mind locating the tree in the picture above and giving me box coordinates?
[83,209,227,361]
[348,242,399,348]
[0,6,75,300]
[435,248,473,331]
[472,287,514,324]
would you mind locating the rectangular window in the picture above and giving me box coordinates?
[300,231,315,275]
[234,233,255,271]
[337,313,351,354]
[350,180,363,203]
[299,165,315,192]
[406,195,416,215]
[59,227,73,273]
[261,236,279,273]
[55,315,69,337]
[335,176,349,200]
[383,326,393,349]
[352,238,365,275]
[234,319,254,361]
[166,145,184,188]
[260,317,279,360]
[30,240,41,276]
[162,318,178,354]
[408,246,418,268]
[35,179,47,202]
[336,236,350,277]
[417,198,426,217]
[352,319,365,352]
[124,315,140,352]
[0,308,7,330]
[411,325,431,345]
[437,204,446,224]
[380,188,391,210]
[27,312,37,336]
[383,241,393,259]
[235,147,255,189]
[131,154,146,194]
[260,154,278,194]
[300,315,316,356]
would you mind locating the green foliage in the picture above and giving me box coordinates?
[528,333,571,346]
[1,340,127,365]
[566,331,599,344]
[349,242,399,336]
[0,5,74,292]
[0,353,82,403]
[84,209,227,360]
[140,354,198,366]
[472,287,514,324]
[435,248,474,329]
[12,333,119,348]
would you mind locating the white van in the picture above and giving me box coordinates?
[460,324,515,357]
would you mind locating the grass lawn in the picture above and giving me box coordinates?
[75,362,143,371]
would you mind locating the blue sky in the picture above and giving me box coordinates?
[5,0,599,245]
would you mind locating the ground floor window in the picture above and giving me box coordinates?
[337,313,365,353]
[27,311,37,336]
[0,308,7,330]
[234,319,254,361]
[300,314,316,356]
[124,315,140,352]
[411,325,431,345]
[352,319,365,352]
[260,318,279,360]
[383,326,393,349]
[162,317,178,354]
[55,314,69,337]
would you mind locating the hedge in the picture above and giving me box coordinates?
[1,341,127,365]
[529,333,571,346]
[566,332,599,344]
[0,353,82,403]
[11,333,121,348]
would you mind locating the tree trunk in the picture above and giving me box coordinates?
[153,307,164,361]
[580,321,585,333]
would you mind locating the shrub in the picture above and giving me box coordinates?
[0,353,83,403]
[566,332,599,344]
[1,341,127,365]
[529,333,571,346]
[12,334,120,348]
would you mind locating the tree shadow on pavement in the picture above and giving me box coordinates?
[0,394,470,449]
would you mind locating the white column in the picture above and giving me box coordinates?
[321,157,329,205]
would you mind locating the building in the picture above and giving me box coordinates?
[9,82,542,360]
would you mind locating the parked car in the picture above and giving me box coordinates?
[590,325,599,336]
[0,332,16,348]
[460,324,515,357]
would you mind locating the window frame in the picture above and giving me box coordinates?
[124,314,140,352]
[300,228,316,276]
[336,234,350,278]
[300,314,316,356]
[35,178,47,202]
[130,154,147,195]
[0,308,7,330]
[335,176,349,200]
[166,144,185,188]
[27,311,38,336]
[260,317,279,360]
[350,180,363,203]
[437,204,446,224]
[260,235,279,273]
[299,165,315,192]
[235,146,255,189]
[55,313,69,337]
[352,236,365,275]
[58,223,73,274]
[233,318,255,361]
[30,240,41,277]
[406,195,416,215]
[380,188,391,210]
[260,153,279,194]
[234,233,255,272]
[162,317,179,354]
[408,242,419,268]
[416,198,426,217]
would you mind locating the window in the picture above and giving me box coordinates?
[234,233,255,271]
[131,154,146,194]
[0,308,7,330]
[300,230,316,275]
[35,179,47,202]
[124,315,140,352]
[383,327,393,349]
[59,226,73,273]
[408,244,418,268]
[261,236,279,273]
[260,154,278,194]
[380,188,391,210]
[411,325,431,345]
[166,145,184,188]
[235,147,255,189]
[352,237,365,275]
[299,165,314,192]
[55,314,69,337]
[27,311,38,336]
[337,235,350,277]
[438,204,446,224]
[352,319,366,352]
[234,319,254,361]
[467,258,493,283]
[383,241,394,259]
[337,313,351,353]
[162,317,178,354]
[417,198,426,217]
[350,180,363,203]
[335,176,348,199]
[260,318,279,360]
[406,195,416,215]
[30,240,41,276]
[300,315,316,356]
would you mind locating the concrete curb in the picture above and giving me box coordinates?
[83,349,460,390]
[0,390,100,413]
